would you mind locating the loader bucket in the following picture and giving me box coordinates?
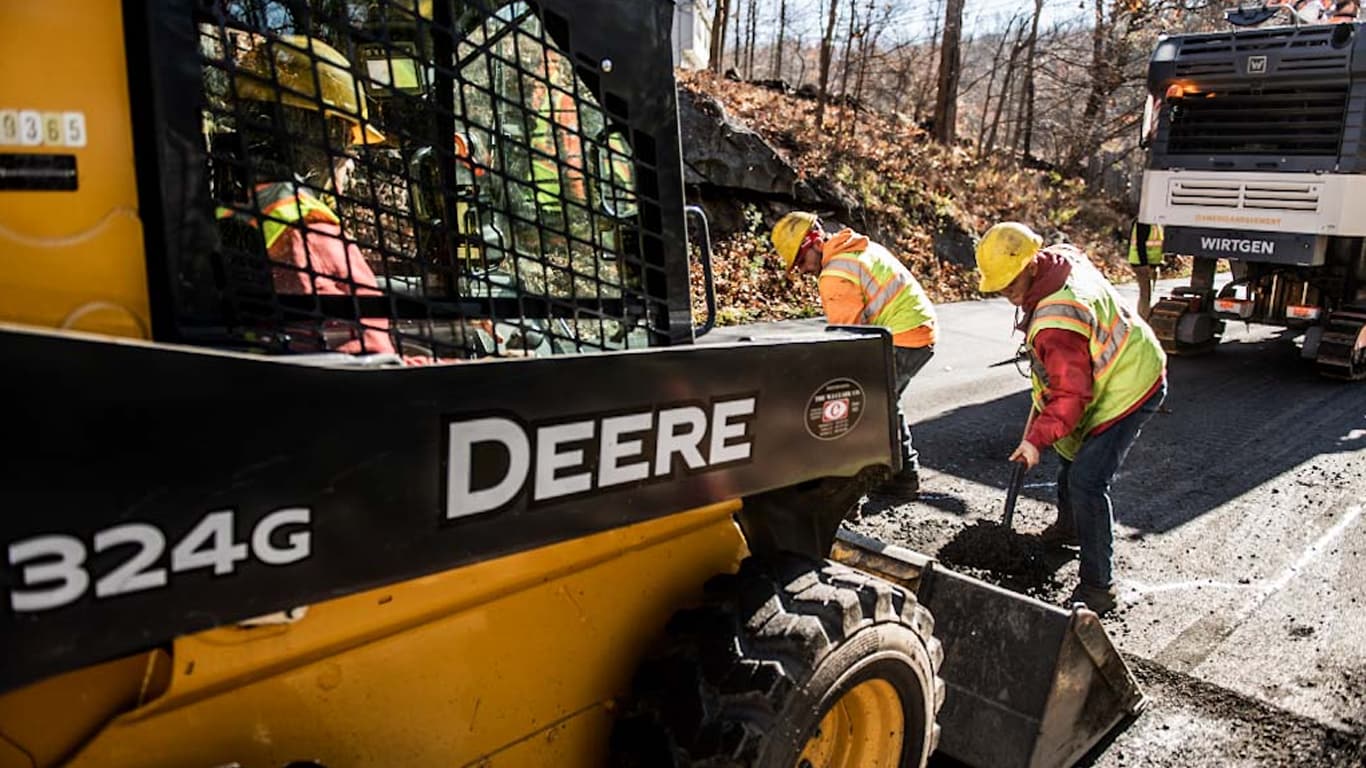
[832,529,1146,768]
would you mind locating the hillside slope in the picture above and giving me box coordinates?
[682,71,1141,325]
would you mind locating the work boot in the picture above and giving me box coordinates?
[1038,517,1079,548]
[876,469,920,499]
[1067,582,1118,615]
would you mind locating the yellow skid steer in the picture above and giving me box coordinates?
[0,2,1140,766]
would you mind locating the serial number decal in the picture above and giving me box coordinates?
[6,507,311,613]
[446,396,759,519]
[0,109,86,148]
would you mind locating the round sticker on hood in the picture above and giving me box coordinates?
[806,378,865,440]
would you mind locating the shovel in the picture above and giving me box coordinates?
[1002,408,1037,529]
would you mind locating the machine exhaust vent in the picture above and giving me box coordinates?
[1171,25,1348,76]
[1166,86,1347,156]
[1168,179,1321,212]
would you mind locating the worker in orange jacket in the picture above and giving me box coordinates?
[771,212,938,497]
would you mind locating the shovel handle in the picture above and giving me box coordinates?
[1002,407,1038,529]
[1003,461,1026,528]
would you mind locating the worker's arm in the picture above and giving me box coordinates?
[1018,328,1093,461]
[818,275,865,326]
[275,223,397,355]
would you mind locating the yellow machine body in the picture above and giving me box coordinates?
[0,3,150,339]
[0,503,746,767]
[0,6,1143,768]
[0,6,750,765]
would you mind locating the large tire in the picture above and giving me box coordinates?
[611,553,945,768]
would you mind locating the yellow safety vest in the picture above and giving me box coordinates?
[1128,222,1164,266]
[820,242,937,337]
[216,182,340,250]
[529,84,586,214]
[1027,247,1166,460]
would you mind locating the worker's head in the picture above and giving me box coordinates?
[233,35,385,193]
[771,212,825,275]
[976,222,1043,305]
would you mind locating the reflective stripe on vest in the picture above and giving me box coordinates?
[529,84,586,211]
[820,242,936,335]
[1127,222,1164,265]
[216,182,341,250]
[1027,248,1166,459]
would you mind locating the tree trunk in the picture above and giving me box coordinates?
[745,0,758,78]
[709,0,729,74]
[932,0,966,143]
[851,1,878,110]
[733,0,744,71]
[913,4,943,123]
[837,0,858,101]
[892,53,913,114]
[977,18,1015,154]
[774,0,788,80]
[1020,0,1045,158]
[986,23,1025,154]
[815,0,840,129]
[1078,0,1109,161]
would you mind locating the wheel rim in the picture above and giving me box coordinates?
[795,678,905,768]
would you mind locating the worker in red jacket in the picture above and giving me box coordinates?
[220,35,395,356]
[977,223,1167,614]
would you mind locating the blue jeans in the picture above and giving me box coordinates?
[1057,378,1166,588]
[893,345,934,476]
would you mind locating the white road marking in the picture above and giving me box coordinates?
[1122,504,1362,601]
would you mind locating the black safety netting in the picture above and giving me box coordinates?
[196,0,665,360]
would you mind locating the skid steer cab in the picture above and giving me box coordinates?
[0,1,1142,766]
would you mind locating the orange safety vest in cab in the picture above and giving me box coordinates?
[216,182,395,354]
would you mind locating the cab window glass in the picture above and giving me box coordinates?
[195,0,648,359]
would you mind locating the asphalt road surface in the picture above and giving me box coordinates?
[708,279,1366,766]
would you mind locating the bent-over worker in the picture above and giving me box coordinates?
[976,222,1167,614]
[771,212,937,498]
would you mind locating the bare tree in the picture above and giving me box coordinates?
[850,0,888,114]
[911,1,944,122]
[837,0,860,99]
[773,0,789,81]
[1019,0,1045,157]
[932,0,966,142]
[845,0,882,139]
[887,42,919,116]
[815,0,841,128]
[708,0,729,74]
[733,0,744,70]
[745,0,759,78]
[1080,0,1109,151]
[976,17,1019,154]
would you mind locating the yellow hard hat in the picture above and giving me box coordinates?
[234,35,386,146]
[771,211,818,270]
[976,222,1043,293]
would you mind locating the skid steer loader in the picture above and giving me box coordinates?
[0,2,1142,766]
